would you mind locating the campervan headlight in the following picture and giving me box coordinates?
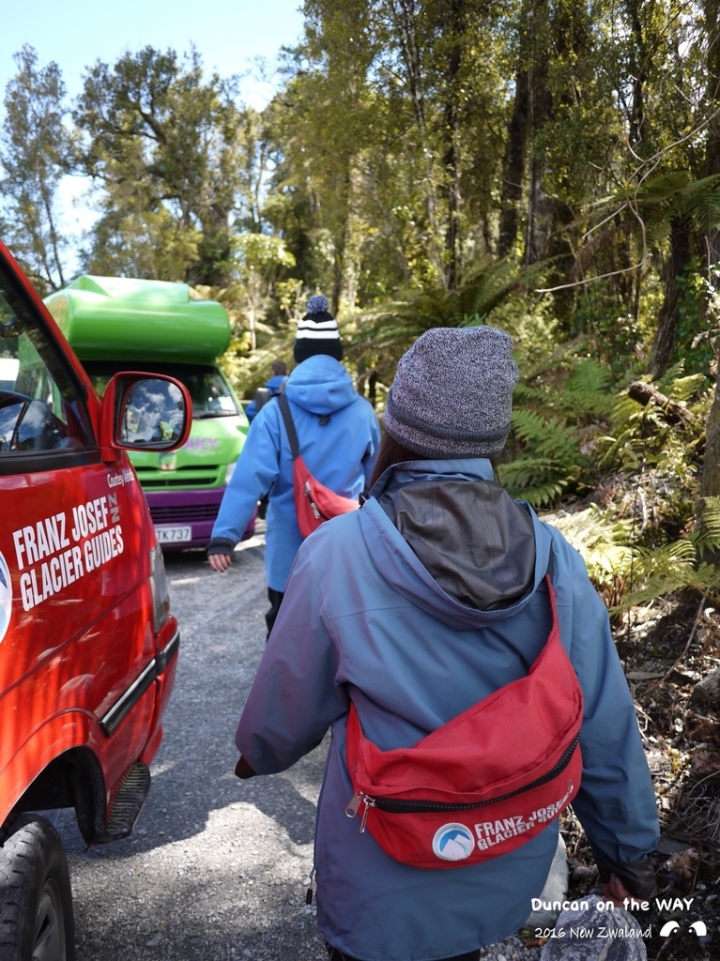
[149,543,170,632]
[224,460,238,486]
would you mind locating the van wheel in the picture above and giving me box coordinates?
[0,814,75,961]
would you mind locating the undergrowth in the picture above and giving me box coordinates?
[498,342,718,614]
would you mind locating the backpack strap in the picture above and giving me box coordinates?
[277,392,300,460]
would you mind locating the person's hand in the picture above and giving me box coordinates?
[208,551,232,572]
[597,857,657,907]
[601,873,633,907]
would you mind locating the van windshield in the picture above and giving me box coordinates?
[83,361,240,419]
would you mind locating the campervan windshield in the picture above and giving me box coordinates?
[85,361,240,418]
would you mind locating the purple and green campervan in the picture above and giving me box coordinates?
[44,276,255,549]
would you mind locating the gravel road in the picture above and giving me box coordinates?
[56,525,541,961]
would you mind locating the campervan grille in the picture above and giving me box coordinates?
[149,503,221,524]
[135,465,223,489]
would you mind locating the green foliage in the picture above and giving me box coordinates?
[542,362,717,611]
[544,506,635,605]
[615,497,720,611]
[73,47,254,287]
[498,409,585,508]
[598,365,710,482]
[344,256,528,396]
[548,494,720,615]
[0,45,75,294]
[497,349,617,508]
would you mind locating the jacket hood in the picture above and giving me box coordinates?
[360,458,554,630]
[284,354,359,416]
[265,374,288,392]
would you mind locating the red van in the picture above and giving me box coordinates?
[0,241,191,960]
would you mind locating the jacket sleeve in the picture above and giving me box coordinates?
[361,405,382,489]
[210,405,281,548]
[235,542,349,773]
[550,531,660,866]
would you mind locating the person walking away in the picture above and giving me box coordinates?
[245,360,290,519]
[207,295,381,636]
[245,359,289,422]
[231,326,659,961]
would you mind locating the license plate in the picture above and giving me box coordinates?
[155,525,192,543]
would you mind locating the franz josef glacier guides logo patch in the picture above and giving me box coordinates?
[0,551,12,644]
[432,823,475,861]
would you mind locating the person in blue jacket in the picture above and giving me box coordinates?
[208,295,381,635]
[232,326,660,961]
[244,359,289,422]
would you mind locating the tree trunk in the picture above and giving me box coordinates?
[331,163,352,315]
[522,0,553,267]
[649,215,692,378]
[441,0,464,290]
[625,0,648,150]
[393,0,444,278]
[702,383,720,498]
[699,0,720,499]
[524,153,552,265]
[497,67,529,258]
[703,0,720,272]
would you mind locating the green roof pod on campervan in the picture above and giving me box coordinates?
[44,276,256,549]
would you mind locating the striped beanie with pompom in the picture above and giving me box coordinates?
[294,294,343,363]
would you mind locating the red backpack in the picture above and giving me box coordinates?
[277,393,358,539]
[344,575,583,868]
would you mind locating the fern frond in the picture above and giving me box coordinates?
[544,506,635,590]
[667,373,708,404]
[694,497,720,555]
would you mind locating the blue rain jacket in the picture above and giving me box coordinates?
[236,459,659,960]
[245,373,289,421]
[211,354,380,591]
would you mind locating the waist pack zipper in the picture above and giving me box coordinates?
[303,481,328,520]
[345,732,580,833]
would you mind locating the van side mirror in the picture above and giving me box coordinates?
[99,372,192,460]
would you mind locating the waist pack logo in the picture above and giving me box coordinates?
[433,824,476,861]
[345,576,583,869]
[278,393,357,539]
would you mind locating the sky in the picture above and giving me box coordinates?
[0,0,306,254]
[0,0,305,106]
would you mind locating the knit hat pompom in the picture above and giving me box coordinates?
[307,294,330,315]
[294,292,343,363]
[383,326,519,459]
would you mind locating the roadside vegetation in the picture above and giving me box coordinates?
[1,4,720,957]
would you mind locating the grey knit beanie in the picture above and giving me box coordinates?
[384,326,519,459]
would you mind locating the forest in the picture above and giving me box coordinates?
[1,2,719,957]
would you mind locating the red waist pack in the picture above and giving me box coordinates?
[345,576,583,868]
[278,393,358,539]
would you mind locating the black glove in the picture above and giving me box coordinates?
[596,858,657,900]
[234,755,257,779]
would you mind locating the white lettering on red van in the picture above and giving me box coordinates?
[13,513,69,570]
[12,499,124,611]
[70,496,111,541]
[19,545,85,611]
[107,468,135,489]
[108,493,120,525]
[83,525,124,573]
